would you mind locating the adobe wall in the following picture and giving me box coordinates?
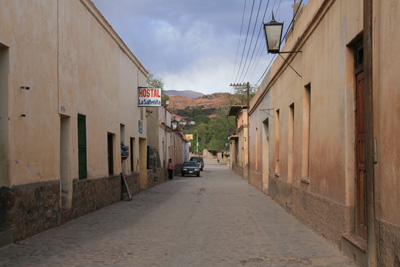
[248,0,362,247]
[291,187,354,245]
[146,168,166,189]
[1,181,62,242]
[373,1,400,265]
[0,0,149,244]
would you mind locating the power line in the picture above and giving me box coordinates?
[255,54,276,85]
[237,0,263,83]
[246,0,285,83]
[234,0,256,83]
[281,0,303,42]
[275,0,283,17]
[231,0,248,82]
[254,0,303,86]
[241,0,271,82]
[248,38,266,81]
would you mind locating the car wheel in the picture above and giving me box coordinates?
[181,173,184,177]
[197,173,200,177]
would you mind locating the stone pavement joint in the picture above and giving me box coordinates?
[0,158,358,266]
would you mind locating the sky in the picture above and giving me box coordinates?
[92,0,309,95]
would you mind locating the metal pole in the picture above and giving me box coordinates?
[364,0,376,266]
[247,82,250,182]
[164,105,167,181]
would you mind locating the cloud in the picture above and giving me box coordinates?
[92,0,308,94]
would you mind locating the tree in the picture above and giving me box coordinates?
[225,84,257,106]
[147,72,169,104]
[193,115,210,125]
[206,109,235,151]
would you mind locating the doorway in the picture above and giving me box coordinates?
[139,138,147,189]
[262,119,270,191]
[130,137,135,173]
[108,133,115,175]
[77,114,87,179]
[356,71,367,238]
[354,41,367,239]
[120,124,126,174]
[60,115,71,210]
[0,44,9,187]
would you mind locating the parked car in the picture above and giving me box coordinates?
[181,161,200,177]
[190,156,204,171]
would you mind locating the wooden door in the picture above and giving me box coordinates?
[356,72,367,238]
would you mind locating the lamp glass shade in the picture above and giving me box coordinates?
[171,120,178,131]
[264,20,283,54]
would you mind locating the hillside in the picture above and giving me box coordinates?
[165,90,204,98]
[168,93,241,121]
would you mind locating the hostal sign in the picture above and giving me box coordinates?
[138,87,161,107]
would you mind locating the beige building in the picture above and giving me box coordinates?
[0,0,149,244]
[248,0,400,266]
[147,104,189,182]
[228,106,249,179]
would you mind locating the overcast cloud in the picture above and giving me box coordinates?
[92,0,308,94]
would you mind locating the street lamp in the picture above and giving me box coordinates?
[263,12,302,77]
[263,12,283,54]
[171,119,178,131]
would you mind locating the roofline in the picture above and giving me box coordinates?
[82,0,149,77]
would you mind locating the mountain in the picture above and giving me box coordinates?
[167,93,241,121]
[165,90,204,98]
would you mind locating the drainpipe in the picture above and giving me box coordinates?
[363,0,377,266]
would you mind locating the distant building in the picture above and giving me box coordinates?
[0,0,148,244]
[147,105,189,181]
[228,106,249,179]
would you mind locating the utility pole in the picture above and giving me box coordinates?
[163,103,168,181]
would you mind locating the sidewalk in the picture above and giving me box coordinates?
[0,162,357,266]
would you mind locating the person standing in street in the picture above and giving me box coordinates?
[168,159,174,180]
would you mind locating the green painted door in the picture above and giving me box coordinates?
[78,114,87,179]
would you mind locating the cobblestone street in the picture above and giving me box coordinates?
[0,159,358,266]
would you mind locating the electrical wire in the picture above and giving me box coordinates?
[254,0,303,87]
[248,38,266,81]
[241,0,271,82]
[234,0,256,83]
[255,54,276,85]
[281,0,303,42]
[237,0,263,83]
[231,0,248,83]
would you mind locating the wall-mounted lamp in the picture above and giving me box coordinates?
[263,13,283,54]
[171,118,178,131]
[263,12,302,77]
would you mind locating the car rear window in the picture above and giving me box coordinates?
[184,162,197,167]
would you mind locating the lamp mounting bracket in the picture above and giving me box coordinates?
[260,108,274,117]
[279,51,302,54]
